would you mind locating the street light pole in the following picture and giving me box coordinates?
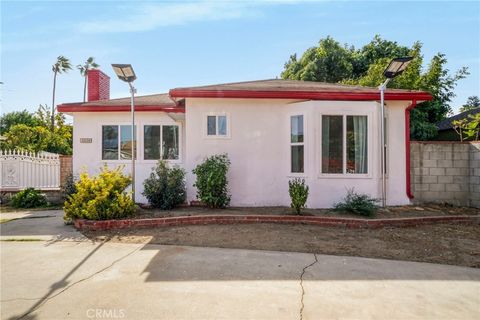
[111,64,137,203]
[129,82,136,203]
[379,78,390,208]
[378,56,413,208]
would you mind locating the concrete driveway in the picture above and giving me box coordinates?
[1,210,479,320]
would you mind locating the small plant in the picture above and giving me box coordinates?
[63,165,135,221]
[10,188,47,208]
[142,161,186,210]
[192,154,231,208]
[333,188,379,217]
[62,173,77,199]
[288,178,309,215]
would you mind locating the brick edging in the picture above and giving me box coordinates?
[74,214,480,232]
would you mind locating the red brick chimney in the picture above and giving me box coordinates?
[87,69,110,101]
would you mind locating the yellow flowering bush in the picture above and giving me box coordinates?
[64,165,135,221]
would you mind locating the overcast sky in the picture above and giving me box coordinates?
[1,0,479,115]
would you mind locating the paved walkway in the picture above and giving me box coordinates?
[1,210,479,320]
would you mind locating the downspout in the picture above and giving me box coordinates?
[405,99,417,199]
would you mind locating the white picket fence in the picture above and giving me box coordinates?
[0,150,61,190]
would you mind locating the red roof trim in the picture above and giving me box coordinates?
[57,104,184,113]
[169,89,433,101]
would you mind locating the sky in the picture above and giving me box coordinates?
[1,0,479,116]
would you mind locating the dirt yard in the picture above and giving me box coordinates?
[134,204,480,219]
[84,222,480,268]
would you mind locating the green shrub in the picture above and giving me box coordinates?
[63,165,135,221]
[142,161,186,210]
[11,188,47,208]
[62,173,77,199]
[333,189,379,217]
[192,154,231,208]
[288,178,309,215]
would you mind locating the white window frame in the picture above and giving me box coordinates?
[203,113,230,139]
[140,121,183,164]
[318,112,372,179]
[99,123,139,163]
[289,113,306,176]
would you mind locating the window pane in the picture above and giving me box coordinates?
[207,116,216,135]
[144,125,160,160]
[291,145,304,173]
[322,116,343,174]
[291,115,304,143]
[218,116,227,135]
[162,125,179,160]
[102,126,118,160]
[120,125,136,160]
[347,116,368,174]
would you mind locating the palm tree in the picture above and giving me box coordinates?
[51,56,72,131]
[77,57,99,102]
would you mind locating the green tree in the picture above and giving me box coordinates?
[459,96,480,113]
[0,110,42,135]
[77,57,99,102]
[0,105,73,154]
[51,56,72,131]
[281,36,469,140]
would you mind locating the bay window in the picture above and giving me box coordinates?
[322,115,368,174]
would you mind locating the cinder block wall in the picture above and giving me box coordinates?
[410,141,480,207]
[59,155,73,187]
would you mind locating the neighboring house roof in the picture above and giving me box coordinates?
[436,107,480,131]
[58,79,432,113]
[170,79,433,101]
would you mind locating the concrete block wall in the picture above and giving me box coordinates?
[59,155,73,187]
[410,141,480,208]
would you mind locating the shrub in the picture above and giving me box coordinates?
[288,178,309,215]
[192,154,231,208]
[142,161,186,210]
[62,173,77,199]
[333,189,379,217]
[11,188,47,208]
[63,165,135,221]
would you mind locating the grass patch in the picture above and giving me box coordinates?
[0,204,63,213]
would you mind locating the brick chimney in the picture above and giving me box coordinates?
[87,69,110,101]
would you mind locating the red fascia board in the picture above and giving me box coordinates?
[57,104,185,113]
[169,89,433,101]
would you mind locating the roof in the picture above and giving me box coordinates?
[58,79,433,113]
[57,93,183,113]
[169,79,433,101]
[436,107,480,131]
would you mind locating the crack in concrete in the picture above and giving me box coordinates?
[15,244,141,320]
[299,253,318,320]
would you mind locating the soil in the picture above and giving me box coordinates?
[134,204,480,219]
[83,222,480,268]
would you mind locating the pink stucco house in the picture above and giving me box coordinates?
[58,69,432,207]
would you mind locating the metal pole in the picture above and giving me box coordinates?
[129,83,136,203]
[379,78,390,208]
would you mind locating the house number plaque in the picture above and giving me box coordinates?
[80,138,93,143]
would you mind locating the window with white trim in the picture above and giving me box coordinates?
[144,125,179,160]
[206,115,228,136]
[102,125,136,160]
[290,115,304,173]
[321,115,368,174]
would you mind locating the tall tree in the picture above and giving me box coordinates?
[459,96,480,113]
[51,56,72,131]
[77,57,99,102]
[281,36,469,140]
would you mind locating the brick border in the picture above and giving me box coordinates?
[74,214,480,232]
